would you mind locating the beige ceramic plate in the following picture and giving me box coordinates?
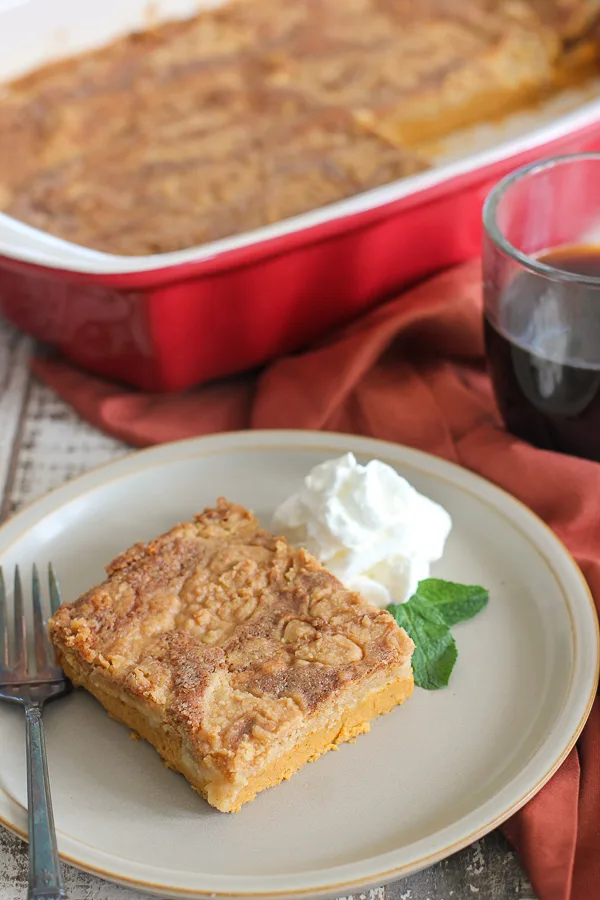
[0,431,597,899]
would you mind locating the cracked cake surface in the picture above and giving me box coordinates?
[1,0,599,255]
[50,498,415,812]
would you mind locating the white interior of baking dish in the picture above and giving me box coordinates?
[1,0,600,275]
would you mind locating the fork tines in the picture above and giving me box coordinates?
[0,564,64,683]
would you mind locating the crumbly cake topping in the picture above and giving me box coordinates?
[0,0,597,255]
[528,0,600,39]
[50,499,413,772]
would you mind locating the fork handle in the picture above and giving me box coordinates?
[25,706,67,900]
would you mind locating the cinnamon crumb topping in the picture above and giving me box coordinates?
[50,499,413,774]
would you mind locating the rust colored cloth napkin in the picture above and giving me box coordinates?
[32,259,600,900]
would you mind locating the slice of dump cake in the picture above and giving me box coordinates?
[50,499,415,812]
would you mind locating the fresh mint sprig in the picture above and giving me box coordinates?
[387,579,489,690]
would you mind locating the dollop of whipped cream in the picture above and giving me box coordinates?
[273,453,452,608]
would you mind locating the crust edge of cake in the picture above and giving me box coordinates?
[57,645,414,813]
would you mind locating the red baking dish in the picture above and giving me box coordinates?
[1,0,600,391]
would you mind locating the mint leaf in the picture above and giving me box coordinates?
[415,578,489,627]
[389,597,457,691]
[387,578,489,690]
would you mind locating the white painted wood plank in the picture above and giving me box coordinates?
[5,376,126,515]
[387,835,534,900]
[0,320,31,508]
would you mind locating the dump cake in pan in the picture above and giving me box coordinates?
[0,0,599,256]
[50,499,414,812]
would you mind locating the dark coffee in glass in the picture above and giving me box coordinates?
[483,156,600,462]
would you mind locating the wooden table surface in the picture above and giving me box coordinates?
[0,320,537,900]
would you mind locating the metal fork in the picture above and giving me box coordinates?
[0,564,69,900]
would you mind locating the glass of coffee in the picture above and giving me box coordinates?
[483,153,600,462]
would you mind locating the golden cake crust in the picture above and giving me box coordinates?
[1,0,599,255]
[50,499,414,809]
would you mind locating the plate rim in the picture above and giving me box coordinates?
[0,429,597,899]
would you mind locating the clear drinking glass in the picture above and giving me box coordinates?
[483,153,600,462]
